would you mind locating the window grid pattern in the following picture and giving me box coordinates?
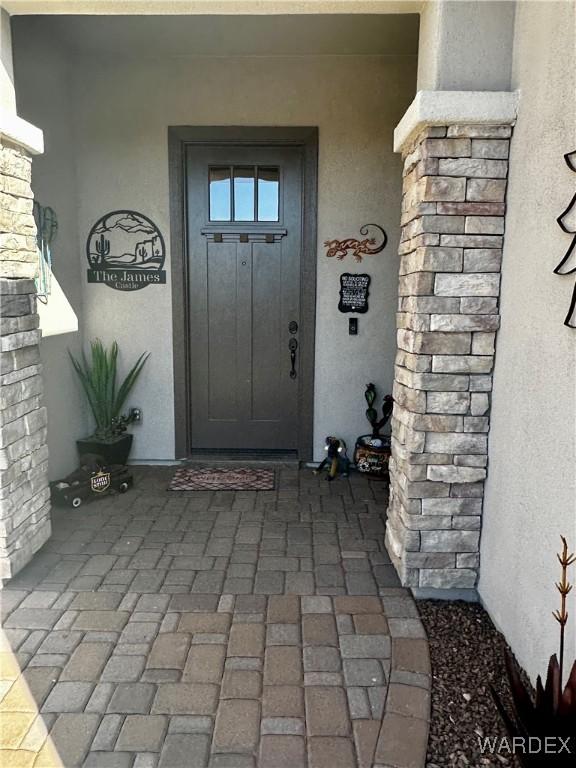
[209,166,280,223]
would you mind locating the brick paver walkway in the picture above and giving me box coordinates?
[0,466,430,768]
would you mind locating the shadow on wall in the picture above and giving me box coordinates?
[37,267,87,481]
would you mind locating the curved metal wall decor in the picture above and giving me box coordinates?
[554,151,576,327]
[324,223,387,263]
[86,210,166,291]
[564,150,576,173]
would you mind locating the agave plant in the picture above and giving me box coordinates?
[70,339,149,441]
[491,537,576,766]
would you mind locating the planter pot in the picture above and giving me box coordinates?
[76,433,133,466]
[354,434,391,479]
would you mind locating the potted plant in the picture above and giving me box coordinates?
[353,383,394,478]
[70,339,149,465]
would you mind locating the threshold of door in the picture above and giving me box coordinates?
[183,449,300,466]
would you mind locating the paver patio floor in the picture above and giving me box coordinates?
[0,466,430,768]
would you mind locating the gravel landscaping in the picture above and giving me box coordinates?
[418,600,530,768]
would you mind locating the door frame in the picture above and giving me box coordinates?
[168,126,319,461]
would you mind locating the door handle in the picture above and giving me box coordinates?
[288,337,298,379]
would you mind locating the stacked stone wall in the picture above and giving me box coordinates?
[0,138,50,580]
[386,124,511,590]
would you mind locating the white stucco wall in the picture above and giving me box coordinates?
[13,28,88,480]
[479,1,576,684]
[416,0,515,92]
[0,9,16,114]
[64,53,416,462]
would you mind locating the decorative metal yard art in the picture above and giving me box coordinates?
[50,454,133,509]
[33,202,57,302]
[354,384,394,478]
[313,437,350,482]
[324,223,387,263]
[364,383,394,438]
[86,210,166,291]
[491,536,576,766]
[554,151,576,327]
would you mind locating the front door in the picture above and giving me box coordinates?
[186,144,303,450]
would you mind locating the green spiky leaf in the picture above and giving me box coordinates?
[69,339,149,439]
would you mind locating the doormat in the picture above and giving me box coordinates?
[168,467,275,492]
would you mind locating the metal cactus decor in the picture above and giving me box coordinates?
[354,384,394,478]
[94,234,110,265]
[365,383,394,438]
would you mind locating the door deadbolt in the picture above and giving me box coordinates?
[289,321,298,334]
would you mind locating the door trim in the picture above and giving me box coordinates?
[168,126,319,461]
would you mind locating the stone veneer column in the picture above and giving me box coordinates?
[0,135,50,580]
[386,94,517,592]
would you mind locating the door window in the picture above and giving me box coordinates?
[233,167,255,221]
[258,168,280,221]
[208,168,231,221]
[209,166,279,222]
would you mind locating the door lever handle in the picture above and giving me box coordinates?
[288,337,298,379]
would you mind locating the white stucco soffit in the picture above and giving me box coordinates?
[394,90,520,153]
[0,109,43,154]
[4,1,422,13]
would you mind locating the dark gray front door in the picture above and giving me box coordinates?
[186,144,303,450]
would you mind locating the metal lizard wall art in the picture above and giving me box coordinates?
[324,223,388,263]
[555,150,576,327]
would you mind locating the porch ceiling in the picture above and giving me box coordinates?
[5,0,423,15]
[12,13,419,57]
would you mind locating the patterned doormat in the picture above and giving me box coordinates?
[168,467,275,491]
